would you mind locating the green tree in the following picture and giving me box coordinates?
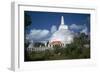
[34,42,45,47]
[64,33,90,59]
[24,12,32,27]
[53,45,62,54]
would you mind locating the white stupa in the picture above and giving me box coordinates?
[59,16,68,30]
[49,16,74,47]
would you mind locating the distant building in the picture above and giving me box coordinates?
[48,41,64,47]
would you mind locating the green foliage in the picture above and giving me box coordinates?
[24,12,32,27]
[34,42,45,47]
[53,45,61,54]
[25,33,90,61]
[24,42,30,49]
[44,49,54,59]
[25,51,45,61]
[64,33,90,59]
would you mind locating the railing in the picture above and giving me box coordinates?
[27,47,53,51]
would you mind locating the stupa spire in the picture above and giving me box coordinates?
[59,16,68,30]
[61,16,64,25]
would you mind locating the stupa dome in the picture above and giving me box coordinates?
[59,24,68,30]
[50,29,73,44]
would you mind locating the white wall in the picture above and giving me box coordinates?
[0,0,100,73]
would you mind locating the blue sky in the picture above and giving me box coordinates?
[24,11,90,41]
[25,11,90,32]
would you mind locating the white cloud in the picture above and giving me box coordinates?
[26,29,50,41]
[80,27,88,35]
[69,24,84,30]
[51,25,57,34]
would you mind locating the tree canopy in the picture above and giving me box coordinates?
[24,13,32,27]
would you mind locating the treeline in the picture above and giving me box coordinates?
[24,33,90,61]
